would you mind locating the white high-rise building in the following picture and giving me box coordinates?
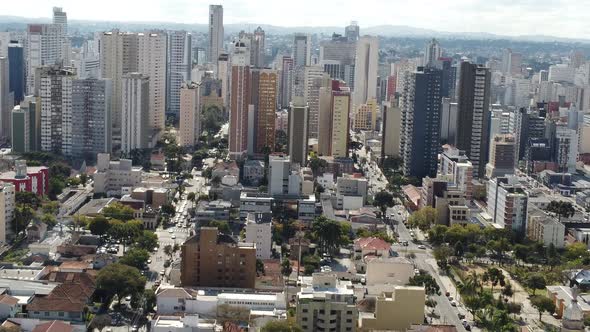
[292,34,311,67]
[269,155,290,196]
[25,24,65,94]
[424,38,442,67]
[217,53,229,110]
[167,31,192,118]
[555,124,579,173]
[0,183,15,244]
[208,5,224,64]
[353,36,378,107]
[52,7,67,35]
[179,82,202,147]
[138,31,167,134]
[121,73,150,153]
[303,66,328,138]
[244,213,272,259]
[0,57,10,139]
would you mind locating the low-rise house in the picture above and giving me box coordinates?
[31,320,76,332]
[0,294,19,319]
[359,287,426,331]
[353,237,392,260]
[546,285,590,318]
[243,160,265,186]
[212,161,239,180]
[348,208,381,230]
[239,192,272,220]
[297,195,316,221]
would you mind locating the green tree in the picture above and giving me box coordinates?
[135,230,158,251]
[525,273,546,295]
[281,258,292,276]
[565,242,590,260]
[187,192,196,202]
[79,173,88,186]
[546,200,576,223]
[96,263,146,304]
[40,213,57,228]
[407,206,437,231]
[41,201,59,215]
[484,267,505,294]
[261,319,303,332]
[407,272,441,296]
[530,295,555,322]
[373,191,395,220]
[88,216,111,236]
[256,259,265,275]
[161,203,175,216]
[15,191,41,209]
[119,248,150,270]
[48,177,65,200]
[102,202,135,221]
[433,244,453,270]
[143,289,157,313]
[13,205,34,235]
[311,216,344,254]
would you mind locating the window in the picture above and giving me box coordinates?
[58,312,64,317]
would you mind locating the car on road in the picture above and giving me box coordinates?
[457,312,465,319]
[160,270,165,276]
[147,259,152,264]
[450,300,457,307]
[418,245,426,249]
[171,234,176,239]
[168,229,173,233]
[402,241,409,246]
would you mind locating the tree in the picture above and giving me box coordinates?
[433,244,453,270]
[525,273,546,295]
[15,191,41,209]
[187,192,196,202]
[546,200,576,223]
[88,216,111,236]
[66,177,81,187]
[201,220,231,234]
[281,258,292,276]
[164,245,174,260]
[565,242,590,260]
[256,259,265,275]
[161,203,175,216]
[407,206,437,231]
[311,216,345,254]
[41,201,59,215]
[261,319,303,332]
[13,205,34,235]
[88,314,111,332]
[407,272,440,296]
[211,176,222,187]
[308,153,327,177]
[119,248,150,269]
[484,267,505,294]
[502,283,514,300]
[96,263,145,304]
[373,191,395,220]
[136,231,158,251]
[79,173,88,186]
[48,177,65,200]
[530,295,555,322]
[143,289,157,313]
[40,213,57,228]
[102,202,135,221]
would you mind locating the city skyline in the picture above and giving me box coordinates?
[2,0,589,39]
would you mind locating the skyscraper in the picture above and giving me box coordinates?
[318,80,351,158]
[25,24,65,94]
[0,57,10,139]
[71,78,112,159]
[345,21,360,41]
[251,69,278,153]
[456,62,491,179]
[121,73,150,153]
[138,31,167,133]
[304,66,330,139]
[167,31,192,118]
[400,67,443,179]
[485,134,516,179]
[208,5,224,63]
[239,28,265,68]
[217,53,229,111]
[319,33,356,83]
[179,82,202,147]
[424,38,442,68]
[52,7,67,35]
[280,56,294,108]
[229,39,251,159]
[382,99,401,158]
[353,36,378,107]
[292,34,311,67]
[11,97,38,153]
[8,43,24,105]
[288,96,309,165]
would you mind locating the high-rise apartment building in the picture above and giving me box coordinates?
[440,97,458,144]
[424,38,442,68]
[38,65,76,155]
[229,39,251,159]
[382,100,401,158]
[319,34,356,83]
[180,227,256,288]
[167,31,192,118]
[288,96,309,165]
[353,98,377,131]
[304,66,330,139]
[121,73,150,154]
[239,28,265,68]
[280,56,294,108]
[208,5,224,63]
[71,78,112,159]
[11,97,38,153]
[179,82,202,147]
[400,67,442,179]
[456,62,491,179]
[25,24,65,94]
[52,7,67,35]
[217,53,229,111]
[487,176,528,235]
[353,36,378,107]
[501,48,522,76]
[485,134,516,179]
[8,43,24,105]
[251,69,278,153]
[0,57,10,139]
[318,80,351,158]
[138,31,167,133]
[0,183,15,244]
[293,34,311,67]
[554,124,578,173]
[345,21,360,41]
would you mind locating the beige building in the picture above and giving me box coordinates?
[138,31,167,133]
[131,187,170,208]
[179,82,201,147]
[0,183,14,243]
[121,73,150,153]
[527,207,565,248]
[366,257,415,286]
[353,99,377,131]
[360,287,425,331]
[318,80,351,158]
[93,153,142,196]
[296,273,357,332]
[382,100,401,158]
[252,69,278,153]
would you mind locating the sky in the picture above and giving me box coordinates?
[4,0,590,39]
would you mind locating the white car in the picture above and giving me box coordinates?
[171,234,176,239]
[168,229,173,233]
[418,245,427,250]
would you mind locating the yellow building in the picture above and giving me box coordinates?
[360,286,425,331]
[353,99,377,131]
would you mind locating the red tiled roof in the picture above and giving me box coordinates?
[0,294,18,306]
[29,272,96,313]
[354,237,391,251]
[32,320,74,332]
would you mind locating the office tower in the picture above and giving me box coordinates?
[303,66,329,139]
[381,100,401,158]
[292,34,311,67]
[554,124,578,173]
[280,56,294,108]
[0,183,15,243]
[485,134,516,178]
[25,24,65,94]
[511,108,546,161]
[8,43,24,105]
[72,41,100,79]
[208,5,224,63]
[0,33,9,58]
[353,36,378,106]
[400,67,443,179]
[100,30,139,130]
[525,138,551,174]
[353,98,377,131]
[539,70,549,83]
[217,53,229,111]
[239,28,265,68]
[11,97,38,153]
[180,227,256,288]
[138,31,167,133]
[424,38,442,68]
[0,57,10,139]
[548,64,575,84]
[440,98,458,144]
[345,21,360,41]
[121,73,150,154]
[167,31,192,118]
[251,69,278,153]
[501,48,522,76]
[38,65,76,154]
[318,80,351,158]
[319,33,356,82]
[52,7,67,35]
[456,62,491,179]
[386,75,396,101]
[179,82,202,147]
[71,79,112,159]
[438,58,456,98]
[288,96,309,165]
[229,39,251,159]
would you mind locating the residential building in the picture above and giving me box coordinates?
[244,213,272,259]
[359,287,426,331]
[0,294,19,319]
[0,57,10,139]
[179,82,202,147]
[239,192,273,220]
[345,22,360,41]
[8,43,24,105]
[456,62,491,178]
[0,161,48,197]
[336,173,367,210]
[280,56,293,108]
[487,176,528,235]
[0,183,15,243]
[151,315,217,332]
[243,160,265,186]
[296,273,357,332]
[353,36,379,106]
[288,96,309,165]
[319,33,356,83]
[218,53,229,110]
[93,153,142,196]
[269,155,290,196]
[25,23,66,94]
[229,39,251,159]
[180,227,256,288]
[318,80,351,158]
[121,73,150,153]
[439,148,473,200]
[366,257,414,286]
[251,69,278,153]
[485,134,516,179]
[208,5,224,64]
[424,38,442,68]
[440,98,458,144]
[71,78,112,159]
[527,207,565,248]
[382,100,401,158]
[400,67,442,179]
[303,66,329,139]
[38,65,76,155]
[138,31,167,133]
[554,124,579,173]
[353,98,377,131]
[166,31,192,118]
[11,97,39,153]
[292,34,311,67]
[501,48,522,76]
